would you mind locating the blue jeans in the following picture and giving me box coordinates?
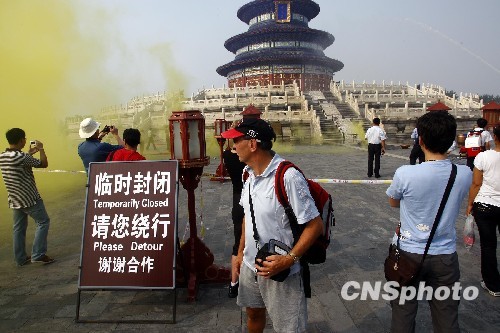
[12,199,50,265]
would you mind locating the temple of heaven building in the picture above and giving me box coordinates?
[216,0,344,92]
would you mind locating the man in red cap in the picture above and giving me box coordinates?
[222,118,323,333]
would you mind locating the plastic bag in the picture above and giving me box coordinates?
[463,214,475,250]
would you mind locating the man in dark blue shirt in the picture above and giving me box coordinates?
[77,118,124,174]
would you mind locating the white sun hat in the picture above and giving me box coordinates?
[79,118,100,138]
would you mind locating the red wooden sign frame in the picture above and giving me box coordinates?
[78,160,178,289]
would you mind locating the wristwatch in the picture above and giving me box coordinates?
[288,252,301,264]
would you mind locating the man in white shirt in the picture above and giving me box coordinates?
[466,118,493,170]
[365,117,387,178]
[221,118,322,333]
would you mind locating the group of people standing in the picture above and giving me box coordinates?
[364,113,499,332]
[0,109,498,332]
[77,118,146,174]
[0,119,147,268]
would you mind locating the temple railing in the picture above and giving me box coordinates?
[200,81,301,99]
[202,108,316,126]
[346,92,439,104]
[337,80,407,92]
[331,80,484,120]
[180,94,306,110]
[343,93,361,117]
[366,106,482,119]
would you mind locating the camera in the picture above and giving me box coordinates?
[102,125,111,133]
[255,239,291,282]
[30,140,36,146]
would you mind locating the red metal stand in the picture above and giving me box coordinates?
[211,137,229,182]
[178,167,231,302]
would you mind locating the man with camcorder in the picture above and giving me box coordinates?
[221,118,323,333]
[77,118,124,174]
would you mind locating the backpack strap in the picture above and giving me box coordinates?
[275,160,312,298]
[275,161,304,245]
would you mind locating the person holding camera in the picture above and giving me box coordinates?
[221,118,323,333]
[77,118,124,174]
[0,128,55,265]
[106,128,145,161]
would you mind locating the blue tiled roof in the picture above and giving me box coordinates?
[218,0,343,78]
[237,0,320,24]
[224,22,335,52]
[216,49,343,76]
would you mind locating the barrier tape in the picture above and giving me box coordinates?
[33,169,86,174]
[202,172,392,184]
[33,170,392,184]
[311,179,392,184]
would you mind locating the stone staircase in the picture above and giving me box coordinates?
[305,93,344,144]
[322,90,371,132]
[313,108,344,143]
[303,92,347,144]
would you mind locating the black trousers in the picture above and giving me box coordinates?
[368,143,382,176]
[231,193,244,256]
[473,202,500,292]
[409,144,425,165]
[466,156,475,171]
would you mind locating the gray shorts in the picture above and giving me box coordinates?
[237,264,307,333]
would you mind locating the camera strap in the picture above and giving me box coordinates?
[248,185,261,250]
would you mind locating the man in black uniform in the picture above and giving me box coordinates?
[224,105,261,298]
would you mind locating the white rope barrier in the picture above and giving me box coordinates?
[311,179,392,184]
[33,170,392,184]
[33,169,86,174]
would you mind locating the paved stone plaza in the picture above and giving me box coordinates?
[0,144,498,332]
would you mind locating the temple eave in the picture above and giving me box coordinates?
[216,57,344,77]
[224,27,335,52]
[237,0,320,24]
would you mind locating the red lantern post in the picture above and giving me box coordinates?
[211,119,230,182]
[169,110,230,301]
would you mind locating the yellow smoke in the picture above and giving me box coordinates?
[0,1,191,244]
[0,0,110,171]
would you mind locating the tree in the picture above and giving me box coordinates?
[445,90,456,98]
[479,94,500,103]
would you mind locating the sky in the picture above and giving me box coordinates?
[1,0,499,123]
[0,0,497,175]
[79,0,499,102]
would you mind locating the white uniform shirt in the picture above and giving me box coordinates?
[410,128,418,140]
[473,127,493,146]
[365,126,387,144]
